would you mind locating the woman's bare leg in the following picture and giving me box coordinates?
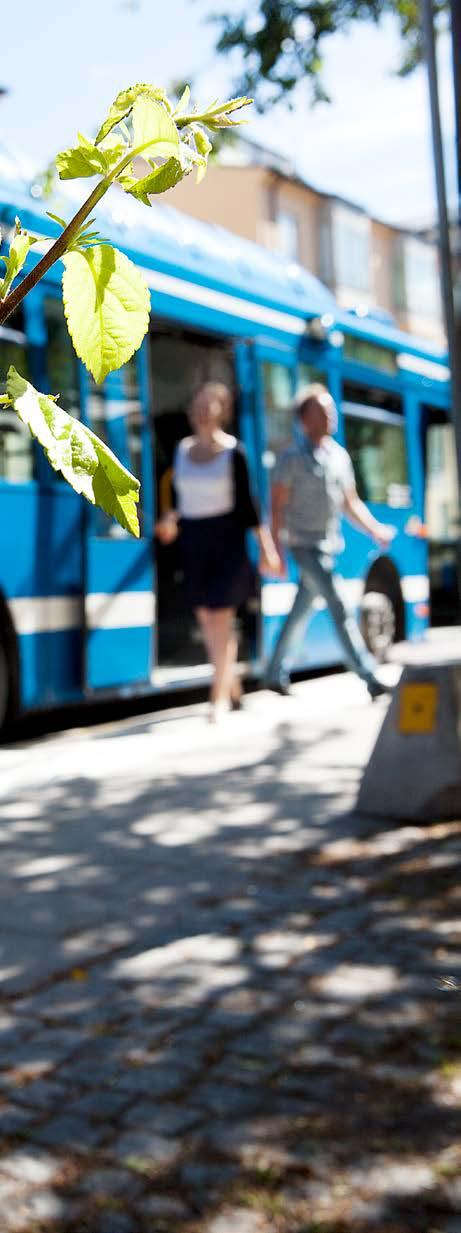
[196,607,239,710]
[227,619,240,705]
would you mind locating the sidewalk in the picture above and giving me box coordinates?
[0,667,460,1233]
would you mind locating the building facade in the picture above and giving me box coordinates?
[165,139,444,346]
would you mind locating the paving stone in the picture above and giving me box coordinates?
[180,1159,238,1193]
[12,1077,71,1111]
[0,1101,37,1136]
[192,1082,260,1117]
[114,1064,190,1097]
[121,1100,202,1135]
[110,1129,182,1172]
[206,1207,266,1232]
[5,1188,66,1228]
[92,1212,137,1233]
[67,1089,131,1122]
[34,1113,106,1150]
[79,1166,144,1199]
[137,1193,190,1219]
[58,1056,121,1087]
[0,1147,59,1184]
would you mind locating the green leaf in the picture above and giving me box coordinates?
[173,84,190,116]
[193,125,212,159]
[6,366,140,537]
[177,94,253,131]
[95,83,172,144]
[56,132,125,181]
[46,211,68,229]
[62,244,150,384]
[131,97,179,160]
[124,157,183,205]
[0,221,38,300]
[178,141,207,183]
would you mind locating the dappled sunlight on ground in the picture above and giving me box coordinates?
[0,674,460,1231]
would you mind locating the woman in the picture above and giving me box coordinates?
[155,382,280,721]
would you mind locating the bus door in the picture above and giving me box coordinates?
[150,326,235,685]
[251,342,298,664]
[83,356,155,691]
[422,402,459,620]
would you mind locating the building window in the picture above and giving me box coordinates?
[393,237,441,320]
[331,204,371,293]
[276,209,300,262]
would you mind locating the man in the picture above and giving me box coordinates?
[265,383,396,700]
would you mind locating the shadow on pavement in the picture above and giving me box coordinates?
[0,710,460,1232]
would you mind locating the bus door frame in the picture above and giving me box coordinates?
[82,339,156,693]
[243,338,299,666]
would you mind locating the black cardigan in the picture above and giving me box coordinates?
[172,441,261,530]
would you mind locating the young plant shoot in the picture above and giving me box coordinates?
[0,85,252,536]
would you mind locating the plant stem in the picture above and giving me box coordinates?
[0,146,141,327]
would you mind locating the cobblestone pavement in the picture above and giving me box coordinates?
[0,667,461,1233]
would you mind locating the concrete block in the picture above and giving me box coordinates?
[357,660,461,821]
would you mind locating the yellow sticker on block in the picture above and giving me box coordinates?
[399,682,438,733]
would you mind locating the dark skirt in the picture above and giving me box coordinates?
[180,513,255,610]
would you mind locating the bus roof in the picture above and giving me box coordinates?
[338,306,448,366]
[0,168,449,371]
[0,171,335,324]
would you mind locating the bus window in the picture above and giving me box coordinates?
[344,411,410,506]
[424,420,458,542]
[298,362,328,391]
[44,298,80,418]
[262,362,293,457]
[0,330,35,482]
[423,412,459,617]
[0,411,35,482]
[122,358,143,482]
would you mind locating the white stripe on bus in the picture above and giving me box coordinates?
[140,267,307,336]
[261,574,428,617]
[85,592,155,630]
[8,596,81,635]
[31,235,308,336]
[8,592,155,634]
[397,353,450,382]
[6,574,430,634]
[401,575,429,603]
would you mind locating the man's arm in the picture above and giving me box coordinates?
[343,485,396,548]
[271,481,290,554]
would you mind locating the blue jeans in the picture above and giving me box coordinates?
[266,547,378,687]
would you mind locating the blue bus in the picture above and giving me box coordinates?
[0,172,454,727]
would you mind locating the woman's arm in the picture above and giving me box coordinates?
[154,461,180,544]
[233,446,281,574]
[154,509,179,544]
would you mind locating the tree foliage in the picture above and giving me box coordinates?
[0,84,252,534]
[211,0,449,108]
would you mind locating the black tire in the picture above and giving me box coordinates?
[0,636,10,730]
[360,589,397,662]
[0,620,18,735]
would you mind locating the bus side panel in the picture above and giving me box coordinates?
[0,487,85,711]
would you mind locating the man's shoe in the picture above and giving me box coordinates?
[266,676,292,697]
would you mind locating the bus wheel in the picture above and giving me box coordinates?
[0,621,18,735]
[360,589,397,662]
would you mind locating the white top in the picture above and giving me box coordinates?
[174,436,236,519]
